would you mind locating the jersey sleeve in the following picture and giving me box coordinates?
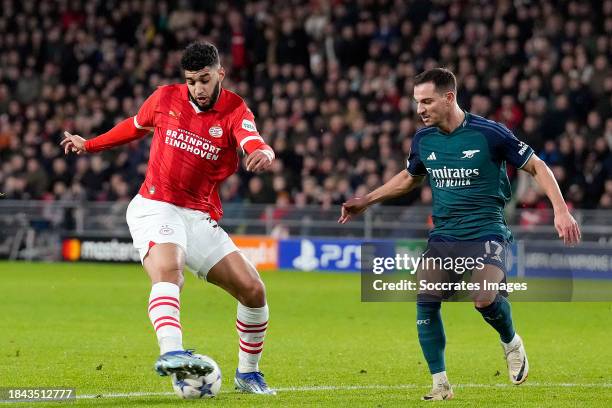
[406,134,427,176]
[134,88,161,129]
[84,117,149,152]
[490,124,534,168]
[231,103,266,154]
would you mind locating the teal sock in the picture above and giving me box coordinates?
[416,301,446,374]
[476,295,516,343]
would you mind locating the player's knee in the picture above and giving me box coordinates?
[151,269,183,286]
[238,278,266,308]
[147,261,183,286]
[144,244,185,285]
[472,291,497,308]
[473,299,493,308]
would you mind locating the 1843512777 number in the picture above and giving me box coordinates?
[0,388,76,401]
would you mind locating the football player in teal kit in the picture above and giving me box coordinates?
[339,68,580,400]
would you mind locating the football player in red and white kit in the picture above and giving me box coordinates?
[61,42,276,395]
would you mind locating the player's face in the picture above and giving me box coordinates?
[414,82,454,127]
[185,66,225,110]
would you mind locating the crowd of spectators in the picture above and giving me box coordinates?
[0,0,611,214]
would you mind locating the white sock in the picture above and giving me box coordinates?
[148,282,183,354]
[236,303,268,373]
[432,371,448,387]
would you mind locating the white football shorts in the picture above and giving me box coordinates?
[125,194,238,279]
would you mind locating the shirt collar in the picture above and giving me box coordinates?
[461,110,470,127]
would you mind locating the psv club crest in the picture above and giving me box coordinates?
[209,126,223,138]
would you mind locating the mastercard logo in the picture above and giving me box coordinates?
[62,239,81,261]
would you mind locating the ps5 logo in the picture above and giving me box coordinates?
[292,240,361,271]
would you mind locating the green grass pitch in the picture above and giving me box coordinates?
[0,261,610,407]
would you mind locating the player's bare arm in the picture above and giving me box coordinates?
[520,155,581,245]
[338,170,424,224]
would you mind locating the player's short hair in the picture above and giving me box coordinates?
[414,68,457,93]
[181,41,220,71]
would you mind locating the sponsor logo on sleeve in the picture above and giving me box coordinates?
[241,119,257,133]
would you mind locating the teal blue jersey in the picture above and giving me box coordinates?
[406,112,534,241]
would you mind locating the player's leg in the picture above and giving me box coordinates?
[471,261,528,385]
[144,243,185,356]
[206,252,275,395]
[126,195,213,377]
[144,244,215,377]
[184,213,274,395]
[416,261,454,401]
[470,264,515,341]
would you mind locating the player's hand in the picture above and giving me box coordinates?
[554,210,581,245]
[246,148,274,173]
[338,196,369,224]
[60,131,87,155]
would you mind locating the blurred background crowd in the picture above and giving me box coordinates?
[0,0,610,213]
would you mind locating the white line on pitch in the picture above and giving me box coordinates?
[75,382,612,399]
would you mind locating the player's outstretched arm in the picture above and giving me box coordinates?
[338,170,424,224]
[520,155,581,245]
[61,117,150,156]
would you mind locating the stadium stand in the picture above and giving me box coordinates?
[0,0,610,212]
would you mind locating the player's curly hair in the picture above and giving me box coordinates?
[180,41,220,71]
